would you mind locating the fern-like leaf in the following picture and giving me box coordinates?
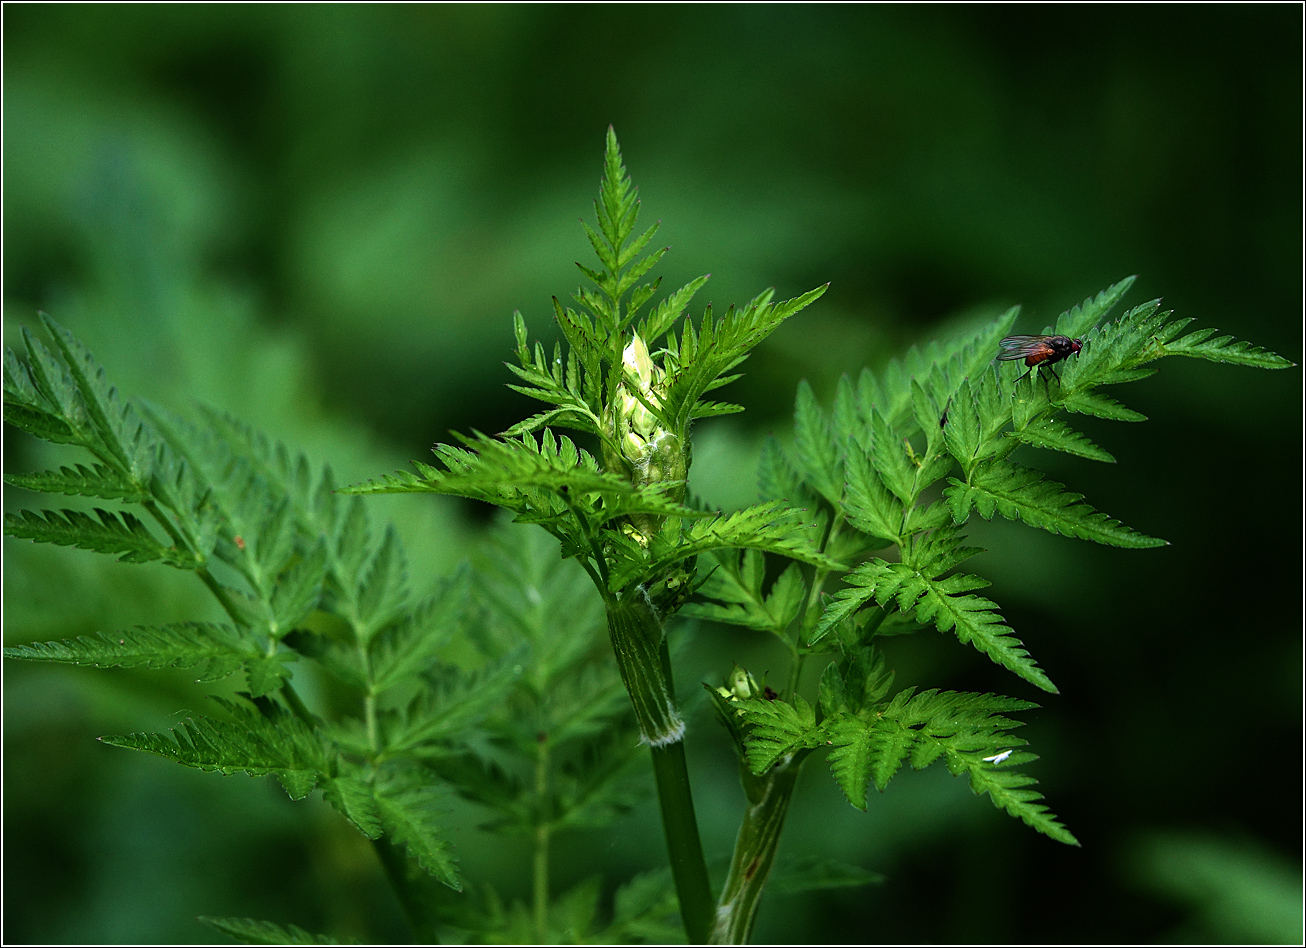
[659,285,828,437]
[1154,326,1294,369]
[824,716,873,809]
[1009,417,1115,463]
[4,506,196,567]
[100,696,331,800]
[320,772,384,840]
[792,380,845,506]
[849,688,1077,844]
[374,776,461,889]
[382,658,523,755]
[959,753,1079,846]
[947,460,1166,549]
[1053,276,1138,338]
[4,462,145,502]
[3,622,258,682]
[635,274,710,348]
[856,306,1020,436]
[843,438,905,545]
[818,557,1055,692]
[1061,390,1147,423]
[623,502,840,593]
[198,916,339,945]
[679,549,806,639]
[368,567,469,693]
[734,693,822,774]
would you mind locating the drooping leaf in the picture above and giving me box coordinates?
[3,622,256,681]
[820,555,1056,693]
[321,772,384,840]
[947,460,1166,549]
[99,696,331,800]
[374,777,461,889]
[4,462,145,502]
[4,506,195,567]
[960,754,1079,846]
[1009,417,1116,463]
[1156,327,1294,369]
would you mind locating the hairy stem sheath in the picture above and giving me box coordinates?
[606,594,712,942]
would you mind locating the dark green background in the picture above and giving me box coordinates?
[4,5,1300,944]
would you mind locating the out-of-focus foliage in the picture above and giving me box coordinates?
[4,4,1299,944]
[1128,833,1303,945]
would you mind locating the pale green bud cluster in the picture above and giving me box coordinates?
[602,333,690,544]
[706,666,767,779]
[716,665,760,703]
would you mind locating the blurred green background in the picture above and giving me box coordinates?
[4,5,1300,944]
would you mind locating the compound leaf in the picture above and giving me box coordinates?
[3,622,256,681]
[947,460,1166,549]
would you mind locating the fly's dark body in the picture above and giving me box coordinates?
[997,334,1083,383]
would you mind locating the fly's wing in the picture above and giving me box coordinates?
[996,334,1052,361]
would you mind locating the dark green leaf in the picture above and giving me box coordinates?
[198,916,339,945]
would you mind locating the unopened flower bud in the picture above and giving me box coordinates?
[602,333,692,546]
[726,665,760,701]
[623,333,656,391]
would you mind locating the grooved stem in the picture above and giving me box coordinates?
[710,755,802,944]
[650,729,714,944]
[606,593,712,942]
[606,594,684,746]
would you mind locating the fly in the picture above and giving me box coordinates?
[996,333,1083,384]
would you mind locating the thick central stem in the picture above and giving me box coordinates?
[606,593,684,747]
[606,593,713,943]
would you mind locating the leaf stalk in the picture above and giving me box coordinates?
[710,754,802,944]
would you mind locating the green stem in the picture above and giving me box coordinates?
[364,691,379,756]
[606,593,712,943]
[279,681,315,727]
[141,498,192,554]
[650,736,714,944]
[533,732,552,943]
[557,496,612,594]
[710,754,803,944]
[196,567,247,627]
[787,511,845,698]
[784,653,806,703]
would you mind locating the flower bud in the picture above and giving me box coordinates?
[725,665,760,701]
[601,333,691,543]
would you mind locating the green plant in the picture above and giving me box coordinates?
[3,129,1292,945]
